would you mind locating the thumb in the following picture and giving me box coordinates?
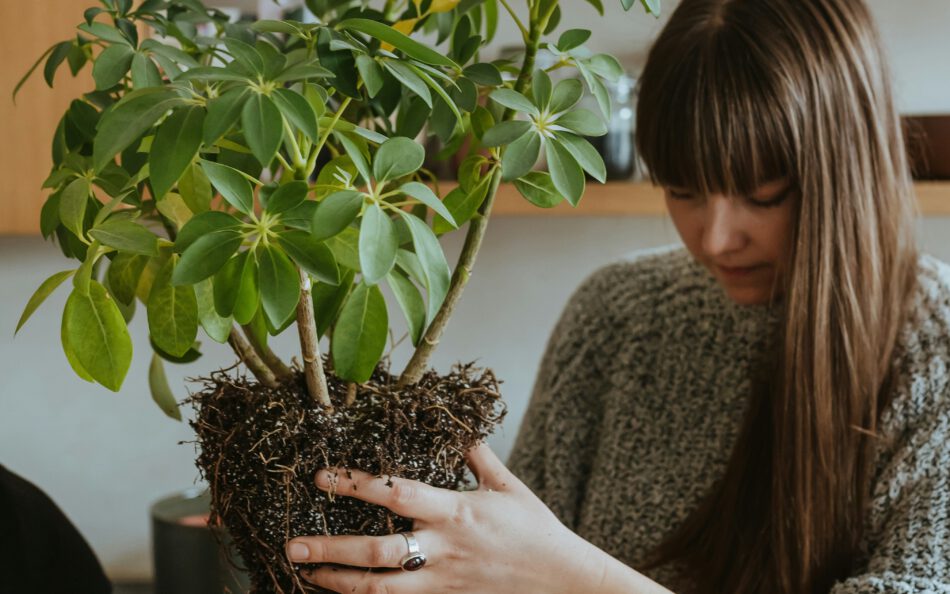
[466,442,515,492]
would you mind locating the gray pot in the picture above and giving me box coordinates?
[151,488,250,594]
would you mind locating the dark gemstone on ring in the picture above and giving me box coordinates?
[402,554,427,571]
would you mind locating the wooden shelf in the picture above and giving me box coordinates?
[492,181,950,217]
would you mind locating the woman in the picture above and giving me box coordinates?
[286,0,950,592]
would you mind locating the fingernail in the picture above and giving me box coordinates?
[315,469,331,488]
[288,542,309,561]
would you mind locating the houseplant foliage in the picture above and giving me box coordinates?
[16,0,659,591]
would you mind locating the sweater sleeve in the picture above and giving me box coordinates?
[829,404,950,593]
[506,267,618,530]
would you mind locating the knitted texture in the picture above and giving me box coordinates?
[508,246,950,593]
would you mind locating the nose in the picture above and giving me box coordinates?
[701,195,746,258]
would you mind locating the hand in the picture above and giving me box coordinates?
[284,443,607,594]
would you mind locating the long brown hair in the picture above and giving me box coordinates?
[634,1,919,592]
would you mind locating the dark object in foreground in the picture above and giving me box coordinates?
[189,360,506,594]
[0,464,112,594]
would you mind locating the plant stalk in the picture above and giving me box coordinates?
[295,268,332,409]
[397,15,546,386]
[240,323,295,382]
[227,327,278,388]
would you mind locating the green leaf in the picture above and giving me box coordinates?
[200,160,254,214]
[585,0,605,14]
[148,354,182,421]
[271,88,319,143]
[175,211,242,252]
[501,131,541,181]
[222,38,264,75]
[399,212,450,324]
[16,270,74,335]
[358,203,398,285]
[90,219,159,256]
[251,19,303,35]
[278,230,340,285]
[94,88,186,172]
[331,281,388,383]
[326,226,361,272]
[148,257,199,358]
[462,63,502,86]
[482,120,532,148]
[131,52,164,89]
[532,69,552,111]
[312,268,355,338]
[203,88,249,146]
[194,278,232,344]
[558,29,592,52]
[63,281,133,391]
[356,54,385,98]
[178,164,212,213]
[382,60,432,107]
[213,251,258,323]
[549,79,584,114]
[338,18,460,70]
[13,42,61,102]
[399,182,456,227]
[588,54,625,82]
[242,93,283,167]
[266,181,308,215]
[555,109,607,137]
[78,22,132,46]
[577,61,611,119]
[334,132,372,186]
[373,137,424,182]
[149,106,206,200]
[546,138,585,206]
[61,304,95,383]
[514,171,565,208]
[156,192,194,230]
[59,177,91,239]
[386,269,425,346]
[490,89,539,116]
[274,62,334,83]
[93,44,135,90]
[257,245,301,328]
[640,0,661,15]
[556,132,607,183]
[312,190,363,241]
[433,181,489,235]
[173,228,243,285]
[408,62,462,126]
[107,252,148,305]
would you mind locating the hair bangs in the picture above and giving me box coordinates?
[636,21,797,198]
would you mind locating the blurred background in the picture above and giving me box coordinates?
[1,0,949,585]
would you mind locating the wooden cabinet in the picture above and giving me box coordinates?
[0,0,93,235]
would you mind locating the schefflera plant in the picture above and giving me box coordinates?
[15,0,661,418]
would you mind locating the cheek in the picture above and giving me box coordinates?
[665,200,704,254]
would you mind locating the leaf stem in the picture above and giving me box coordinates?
[397,12,546,387]
[240,323,295,382]
[306,96,353,178]
[499,0,529,42]
[227,326,278,387]
[295,267,332,409]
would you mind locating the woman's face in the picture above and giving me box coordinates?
[664,179,795,306]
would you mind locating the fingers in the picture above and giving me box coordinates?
[316,468,459,522]
[300,564,429,593]
[286,532,435,569]
[465,442,514,492]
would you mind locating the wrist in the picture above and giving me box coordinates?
[561,537,675,594]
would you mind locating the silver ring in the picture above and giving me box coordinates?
[399,532,427,571]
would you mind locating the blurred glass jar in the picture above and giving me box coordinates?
[588,74,639,181]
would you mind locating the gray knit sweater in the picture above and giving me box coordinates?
[508,246,950,593]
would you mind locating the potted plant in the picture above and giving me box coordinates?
[14,0,659,591]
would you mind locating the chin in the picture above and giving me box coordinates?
[723,287,774,306]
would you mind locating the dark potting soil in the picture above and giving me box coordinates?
[186,358,506,594]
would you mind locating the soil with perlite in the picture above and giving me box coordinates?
[187,358,506,593]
